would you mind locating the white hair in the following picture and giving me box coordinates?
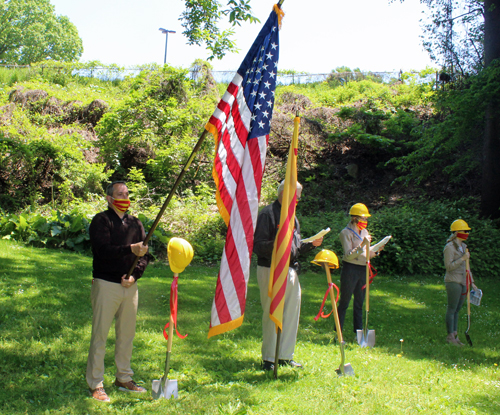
[277,180,302,197]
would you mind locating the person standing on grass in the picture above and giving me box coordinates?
[337,203,381,336]
[444,219,478,346]
[253,181,323,371]
[86,181,149,402]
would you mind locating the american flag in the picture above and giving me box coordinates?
[206,5,284,338]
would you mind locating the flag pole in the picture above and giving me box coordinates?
[273,328,282,379]
[124,129,209,279]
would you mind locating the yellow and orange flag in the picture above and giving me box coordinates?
[268,116,300,330]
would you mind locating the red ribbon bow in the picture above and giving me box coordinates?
[163,275,187,340]
[466,269,472,293]
[362,262,378,290]
[314,282,340,321]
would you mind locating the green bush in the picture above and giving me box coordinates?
[0,207,172,257]
[0,209,90,252]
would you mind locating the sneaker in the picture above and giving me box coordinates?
[453,332,464,346]
[278,359,303,368]
[261,360,275,371]
[446,333,462,347]
[90,387,110,402]
[114,379,146,393]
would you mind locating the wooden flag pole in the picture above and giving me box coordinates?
[124,129,209,279]
[273,327,282,379]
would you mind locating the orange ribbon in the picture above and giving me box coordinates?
[163,275,187,340]
[466,269,472,293]
[314,282,340,321]
[362,262,378,290]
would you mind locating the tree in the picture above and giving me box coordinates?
[395,0,500,218]
[481,0,500,218]
[0,0,83,65]
[180,0,260,60]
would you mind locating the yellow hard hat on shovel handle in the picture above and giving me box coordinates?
[152,237,194,400]
[311,250,354,377]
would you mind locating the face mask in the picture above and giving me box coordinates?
[357,220,368,230]
[457,232,469,241]
[111,197,131,212]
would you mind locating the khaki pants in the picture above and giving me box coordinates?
[257,265,301,362]
[86,279,138,390]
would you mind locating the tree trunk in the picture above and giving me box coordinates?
[481,0,500,218]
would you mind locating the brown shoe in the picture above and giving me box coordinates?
[114,379,146,393]
[90,387,110,402]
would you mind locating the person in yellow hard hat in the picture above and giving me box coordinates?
[444,219,478,346]
[337,203,381,335]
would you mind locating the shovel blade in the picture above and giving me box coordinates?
[336,363,355,377]
[356,329,375,348]
[356,330,367,347]
[366,330,376,347]
[465,332,473,347]
[152,378,178,400]
[152,379,163,400]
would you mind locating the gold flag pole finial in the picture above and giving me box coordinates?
[274,1,285,29]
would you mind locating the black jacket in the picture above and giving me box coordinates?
[253,200,313,269]
[89,208,149,283]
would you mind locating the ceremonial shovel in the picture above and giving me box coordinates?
[152,274,178,400]
[465,250,473,347]
[322,263,354,376]
[152,237,193,399]
[357,239,375,348]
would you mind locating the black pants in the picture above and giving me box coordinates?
[337,262,366,333]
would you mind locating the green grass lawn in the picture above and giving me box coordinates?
[1,239,499,414]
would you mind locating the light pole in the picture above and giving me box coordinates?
[159,28,176,64]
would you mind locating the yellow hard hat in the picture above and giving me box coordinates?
[450,219,471,232]
[311,249,339,269]
[349,203,371,218]
[167,237,194,274]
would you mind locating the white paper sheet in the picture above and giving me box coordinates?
[302,227,331,243]
[370,235,392,252]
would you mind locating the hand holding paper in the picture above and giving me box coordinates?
[370,235,392,252]
[302,227,331,243]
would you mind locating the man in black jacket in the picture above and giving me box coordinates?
[86,181,149,402]
[253,181,322,371]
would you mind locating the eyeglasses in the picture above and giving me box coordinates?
[460,230,470,234]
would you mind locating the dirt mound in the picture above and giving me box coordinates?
[82,99,109,126]
[8,88,109,127]
[9,87,48,106]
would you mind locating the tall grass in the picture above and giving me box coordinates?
[1,239,499,414]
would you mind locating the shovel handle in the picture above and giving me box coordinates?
[465,250,471,317]
[324,264,343,343]
[163,300,175,379]
[365,241,370,312]
[167,313,174,353]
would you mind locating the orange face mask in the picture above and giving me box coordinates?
[111,198,131,212]
[357,220,368,230]
[457,232,469,241]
